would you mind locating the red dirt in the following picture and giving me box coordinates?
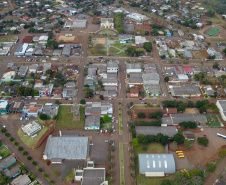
[22,36,33,43]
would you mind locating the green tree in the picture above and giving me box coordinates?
[39,113,48,120]
[46,39,58,49]
[137,112,146,118]
[145,30,149,35]
[99,95,104,99]
[55,100,59,105]
[80,99,86,104]
[164,76,169,82]
[48,31,53,39]
[172,133,185,144]
[125,46,136,57]
[117,27,123,34]
[54,170,59,175]
[187,101,194,107]
[103,115,111,123]
[143,42,152,52]
[197,137,208,147]
[213,62,219,68]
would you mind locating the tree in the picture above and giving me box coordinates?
[28,80,34,85]
[125,46,136,56]
[48,31,53,39]
[117,27,123,34]
[55,100,59,105]
[187,101,194,107]
[99,95,104,99]
[137,112,146,118]
[197,137,208,147]
[206,162,216,172]
[46,39,58,49]
[145,30,149,35]
[213,62,219,68]
[161,179,171,185]
[39,113,48,120]
[179,121,197,129]
[80,99,86,104]
[160,55,166,59]
[84,88,94,98]
[52,115,57,120]
[218,149,226,157]
[27,156,32,160]
[184,140,193,149]
[164,76,169,82]
[23,151,28,155]
[172,133,185,144]
[45,69,52,75]
[103,115,111,123]
[143,42,152,52]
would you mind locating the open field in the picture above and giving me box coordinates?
[17,127,49,148]
[191,51,205,59]
[206,115,221,127]
[184,108,199,114]
[56,35,75,42]
[0,146,11,158]
[208,17,222,24]
[56,105,85,130]
[0,36,18,42]
[119,142,124,185]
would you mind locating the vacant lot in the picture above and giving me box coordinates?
[56,35,76,42]
[191,51,205,59]
[0,36,17,42]
[0,146,11,158]
[56,105,85,130]
[17,127,49,148]
[184,108,199,114]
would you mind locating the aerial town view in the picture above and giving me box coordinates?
[0,0,226,184]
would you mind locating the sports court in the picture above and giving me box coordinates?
[206,27,221,37]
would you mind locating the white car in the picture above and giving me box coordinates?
[105,140,108,143]
[116,120,118,123]
[90,143,94,146]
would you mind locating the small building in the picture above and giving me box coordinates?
[18,65,28,78]
[3,165,21,178]
[128,73,143,86]
[14,43,28,56]
[135,36,147,45]
[216,100,226,121]
[43,135,89,161]
[126,63,142,74]
[138,154,176,177]
[119,34,133,43]
[22,102,43,117]
[85,101,113,116]
[0,155,17,171]
[0,100,9,115]
[21,121,42,136]
[183,131,195,141]
[84,116,100,130]
[8,102,25,113]
[178,30,184,37]
[62,88,76,99]
[11,174,31,185]
[183,66,194,76]
[126,13,147,22]
[42,103,59,118]
[62,44,71,57]
[107,60,118,73]
[169,84,201,98]
[128,86,139,98]
[100,18,114,29]
[123,24,135,34]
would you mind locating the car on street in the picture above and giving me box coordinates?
[116,120,118,123]
[105,140,108,143]
[90,143,94,146]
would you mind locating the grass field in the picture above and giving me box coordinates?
[56,105,85,130]
[135,143,166,185]
[206,115,221,127]
[119,142,125,185]
[64,170,74,182]
[99,30,116,35]
[119,105,123,135]
[0,36,17,42]
[208,17,222,24]
[0,146,11,158]
[0,141,4,147]
[206,27,221,37]
[17,127,49,148]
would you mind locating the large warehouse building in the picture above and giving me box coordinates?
[138,154,176,177]
[43,135,89,163]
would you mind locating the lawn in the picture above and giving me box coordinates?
[206,115,221,127]
[0,36,17,42]
[99,30,116,35]
[17,127,49,148]
[0,146,11,158]
[64,170,74,182]
[119,142,125,185]
[135,143,167,185]
[119,105,123,135]
[0,141,4,147]
[112,41,126,50]
[56,105,85,130]
[208,17,222,24]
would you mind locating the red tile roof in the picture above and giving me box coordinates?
[183,66,194,73]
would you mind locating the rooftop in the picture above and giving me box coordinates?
[82,168,106,185]
[85,116,100,128]
[21,121,42,136]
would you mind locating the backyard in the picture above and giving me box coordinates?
[56,105,85,130]
[0,146,11,158]
[206,115,221,127]
[17,127,49,148]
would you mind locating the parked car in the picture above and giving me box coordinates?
[105,140,108,143]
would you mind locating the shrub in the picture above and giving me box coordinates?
[44,173,48,177]
[9,137,14,141]
[54,170,59,175]
[14,142,18,146]
[50,180,54,184]
[172,133,185,145]
[38,168,43,172]
[179,121,197,129]
[39,113,48,120]
[18,146,24,151]
[164,76,169,82]
[27,156,32,160]
[23,151,28,155]
[1,128,6,133]
[137,112,146,118]
[5,133,10,137]
[55,100,59,105]
[142,145,148,151]
[197,137,208,147]
[32,161,37,166]
[80,99,86,104]
[206,162,216,172]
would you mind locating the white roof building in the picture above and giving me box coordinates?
[135,36,147,45]
[21,121,42,136]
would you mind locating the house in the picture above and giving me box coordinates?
[135,126,178,137]
[183,131,195,141]
[8,102,25,113]
[0,155,17,171]
[52,89,62,99]
[64,81,76,88]
[66,64,79,74]
[119,34,133,43]
[43,135,89,162]
[128,73,143,86]
[14,43,28,56]
[0,84,19,96]
[217,88,226,96]
[18,65,28,78]
[135,36,147,45]
[29,64,38,74]
[62,44,71,57]
[207,47,216,56]
[0,100,9,115]
[21,121,42,136]
[22,102,43,117]
[62,88,76,99]
[107,60,118,73]
[11,174,31,185]
[38,35,48,44]
[37,65,43,74]
[174,65,185,76]
[84,116,100,130]
[126,13,147,22]
[42,103,59,118]
[85,101,113,116]
[183,66,194,76]
[178,30,184,37]
[164,67,174,77]
[3,165,21,178]
[102,78,118,86]
[142,73,160,96]
[139,154,176,177]
[64,20,87,28]
[126,63,142,74]
[100,18,114,29]
[203,85,215,96]
[214,52,223,60]
[162,114,207,125]
[39,84,54,97]
[128,86,139,98]
[169,84,202,98]
[216,100,226,121]
[53,49,62,56]
[123,24,135,34]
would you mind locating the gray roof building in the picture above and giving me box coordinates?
[169,84,201,97]
[18,65,28,77]
[139,154,176,175]
[62,44,71,57]
[82,168,106,185]
[124,23,135,34]
[135,126,178,137]
[64,81,76,88]
[162,114,207,125]
[3,165,21,178]
[42,104,59,118]
[0,155,17,171]
[85,116,100,129]
[11,174,31,185]
[43,135,89,160]
[129,73,143,84]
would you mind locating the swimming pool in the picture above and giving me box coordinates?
[23,82,27,85]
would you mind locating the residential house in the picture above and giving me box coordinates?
[128,73,143,87]
[29,64,38,74]
[85,101,113,116]
[84,116,100,130]
[62,88,76,98]
[42,103,59,118]
[164,67,174,77]
[100,18,114,29]
[128,86,139,98]
[52,89,62,99]
[8,102,25,113]
[142,73,160,96]
[62,44,71,57]
[135,36,147,45]
[216,100,226,121]
[22,102,43,117]
[183,66,194,76]
[217,88,226,96]
[107,60,118,73]
[0,155,17,171]
[52,49,62,56]
[21,121,42,136]
[3,165,21,178]
[39,84,54,97]
[183,131,195,141]
[1,83,19,95]
[203,85,215,96]
[126,63,142,74]
[11,174,31,185]
[64,81,76,88]
[18,65,28,78]
[123,24,135,34]
[37,65,43,74]
[119,34,133,43]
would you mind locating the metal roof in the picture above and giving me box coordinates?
[139,154,176,174]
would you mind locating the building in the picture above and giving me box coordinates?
[183,66,194,76]
[119,34,133,43]
[0,155,17,171]
[11,174,31,185]
[39,35,48,44]
[216,100,226,121]
[85,101,113,116]
[84,116,100,130]
[0,100,9,115]
[14,43,28,56]
[126,63,142,74]
[21,121,42,137]
[128,73,143,86]
[183,131,195,141]
[22,102,43,117]
[107,60,118,73]
[138,154,176,177]
[123,24,135,34]
[64,20,87,28]
[39,84,54,97]
[142,73,160,96]
[52,88,62,99]
[126,13,147,22]
[135,126,178,137]
[178,30,184,37]
[18,65,28,78]
[43,135,89,162]
[135,36,147,45]
[42,103,59,118]
[100,18,114,29]
[3,165,21,178]
[8,102,25,113]
[1,71,16,82]
[128,86,139,98]
[62,88,76,98]
[62,44,71,57]
[162,114,207,125]
[169,84,201,98]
